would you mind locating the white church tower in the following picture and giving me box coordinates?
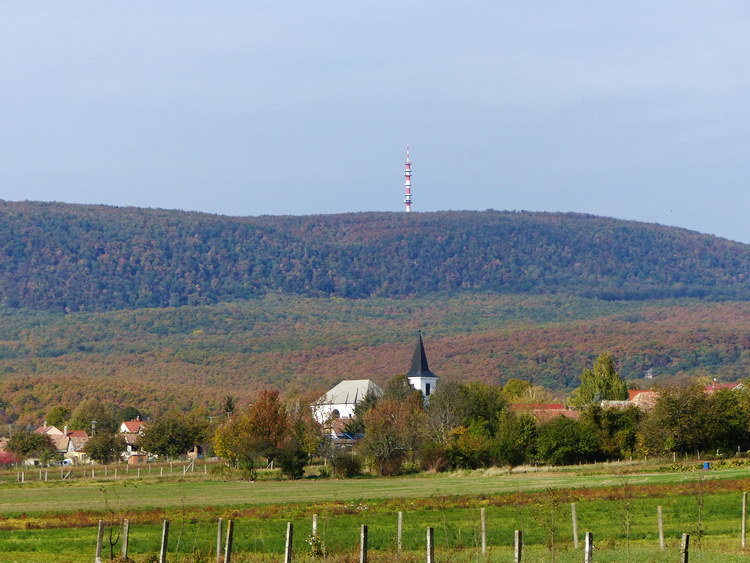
[407,331,439,399]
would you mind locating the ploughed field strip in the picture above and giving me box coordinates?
[3,465,750,518]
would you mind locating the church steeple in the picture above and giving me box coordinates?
[408,330,438,379]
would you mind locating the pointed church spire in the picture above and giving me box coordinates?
[407,330,438,378]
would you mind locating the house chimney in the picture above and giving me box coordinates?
[43,420,47,428]
[63,425,68,436]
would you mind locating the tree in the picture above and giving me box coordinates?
[535,417,601,465]
[491,412,537,469]
[118,406,141,423]
[221,395,236,417]
[69,399,118,434]
[503,378,532,399]
[445,424,492,469]
[46,406,70,428]
[276,437,307,480]
[213,389,290,474]
[708,388,750,453]
[343,390,381,435]
[383,374,423,403]
[6,431,56,459]
[582,405,640,459]
[138,410,207,459]
[245,389,289,464]
[464,383,507,436]
[359,396,426,475]
[426,381,471,445]
[84,432,127,464]
[638,383,714,454]
[569,353,628,408]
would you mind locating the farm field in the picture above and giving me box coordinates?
[4,463,750,515]
[2,484,750,561]
[3,463,750,561]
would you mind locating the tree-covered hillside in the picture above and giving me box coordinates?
[2,201,750,311]
[3,294,750,424]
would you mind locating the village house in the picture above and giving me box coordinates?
[33,424,91,464]
[119,417,147,462]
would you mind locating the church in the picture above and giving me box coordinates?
[311,331,439,424]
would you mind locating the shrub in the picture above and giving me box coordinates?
[277,445,307,480]
[419,442,449,472]
[332,454,362,478]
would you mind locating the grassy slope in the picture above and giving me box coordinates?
[4,294,750,422]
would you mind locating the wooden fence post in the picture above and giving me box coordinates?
[161,467,164,477]
[120,518,130,561]
[397,511,403,552]
[122,518,130,560]
[426,527,435,563]
[514,530,522,563]
[312,514,318,537]
[284,522,293,563]
[95,519,104,563]
[216,518,223,563]
[360,524,368,563]
[480,507,487,555]
[571,503,579,549]
[223,519,234,563]
[743,492,747,549]
[159,519,169,563]
[584,532,593,563]
[681,533,690,563]
[657,505,665,550]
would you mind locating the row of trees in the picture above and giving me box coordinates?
[6,354,750,475]
[338,355,750,475]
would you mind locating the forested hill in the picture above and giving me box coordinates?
[2,200,750,312]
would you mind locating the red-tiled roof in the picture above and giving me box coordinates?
[121,420,145,433]
[67,430,88,438]
[705,382,742,394]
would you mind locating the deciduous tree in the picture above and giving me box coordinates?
[84,432,127,464]
[569,353,628,408]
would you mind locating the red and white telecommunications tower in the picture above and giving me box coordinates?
[404,146,413,212]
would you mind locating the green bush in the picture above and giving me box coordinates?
[332,454,362,478]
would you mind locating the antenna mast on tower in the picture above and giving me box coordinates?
[404,146,412,212]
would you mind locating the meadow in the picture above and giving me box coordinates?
[3,461,750,561]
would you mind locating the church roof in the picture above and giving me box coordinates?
[407,332,438,379]
[317,379,384,406]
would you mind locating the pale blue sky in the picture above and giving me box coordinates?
[2,2,750,240]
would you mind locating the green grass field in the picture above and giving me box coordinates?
[3,463,750,561]
[4,463,750,515]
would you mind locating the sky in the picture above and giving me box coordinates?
[2,2,750,241]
